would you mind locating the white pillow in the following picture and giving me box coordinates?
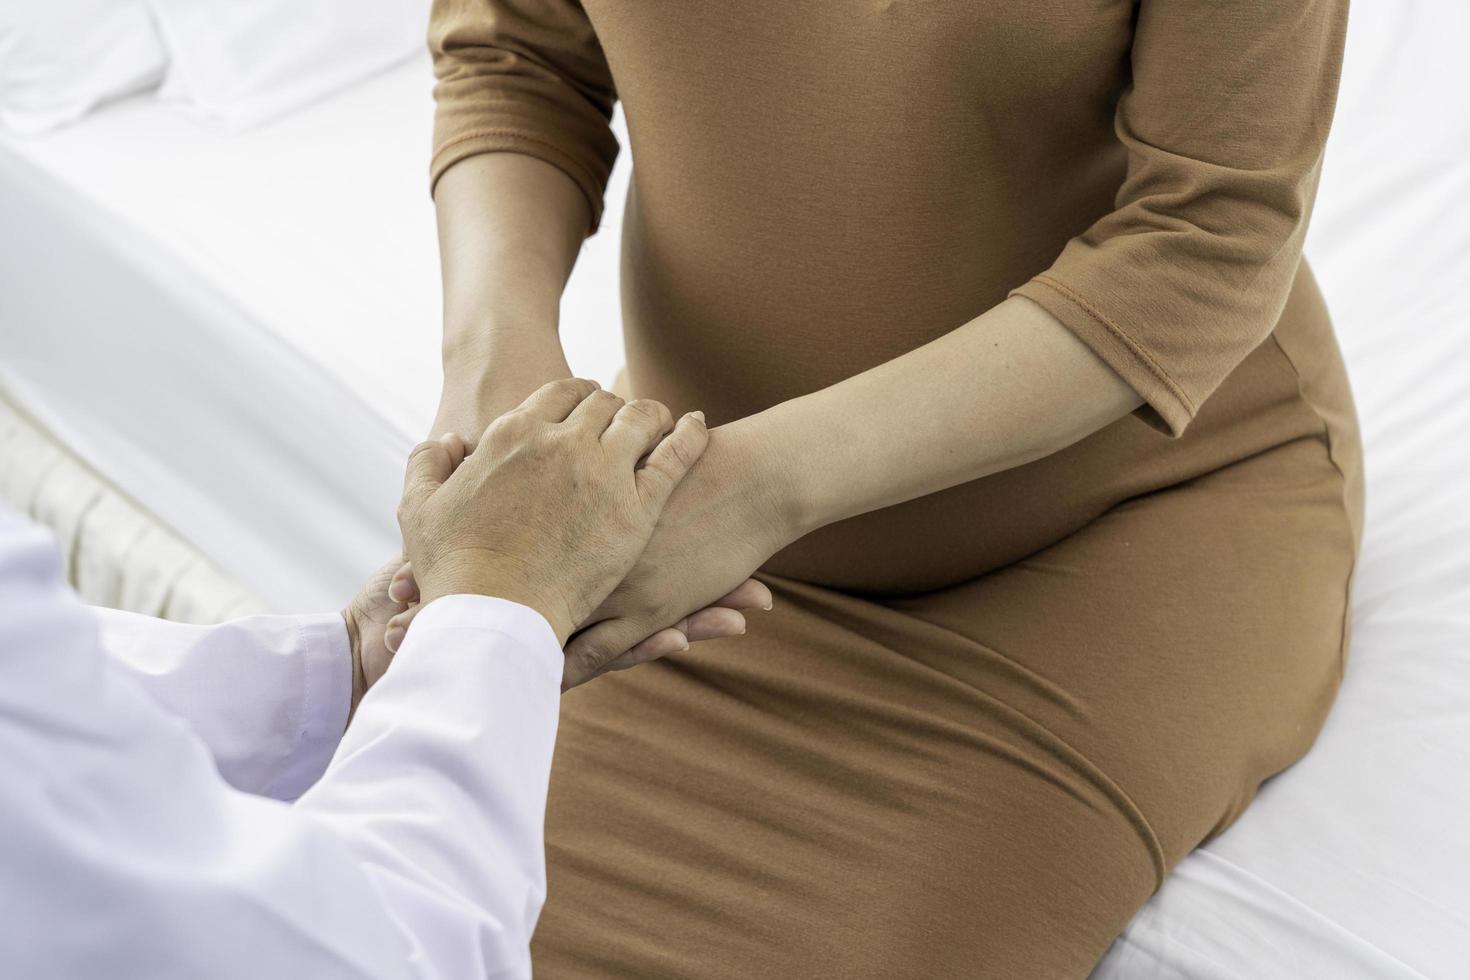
[146,0,430,131]
[0,1,167,135]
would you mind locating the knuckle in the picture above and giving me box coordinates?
[482,420,510,447]
[489,412,532,440]
[568,642,609,679]
[553,378,599,400]
[638,465,670,492]
[666,434,695,467]
[627,399,669,427]
[621,399,659,425]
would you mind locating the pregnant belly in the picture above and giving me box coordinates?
[762,421,1162,593]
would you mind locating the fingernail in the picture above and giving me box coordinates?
[388,579,413,602]
[689,411,706,424]
[675,633,690,651]
[385,626,405,651]
[762,601,773,611]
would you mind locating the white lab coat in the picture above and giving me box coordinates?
[0,508,562,979]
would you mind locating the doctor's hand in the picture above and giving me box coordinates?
[341,557,419,719]
[396,379,709,656]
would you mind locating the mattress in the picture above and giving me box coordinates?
[1,3,1468,976]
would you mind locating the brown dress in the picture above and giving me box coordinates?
[429,1,1363,975]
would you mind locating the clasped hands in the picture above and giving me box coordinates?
[344,379,795,707]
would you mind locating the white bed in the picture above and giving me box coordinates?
[0,50,627,612]
[1,2,1467,976]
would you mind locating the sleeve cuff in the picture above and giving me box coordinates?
[404,595,563,687]
[1010,275,1196,438]
[266,614,353,801]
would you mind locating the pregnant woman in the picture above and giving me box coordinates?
[423,1,1362,975]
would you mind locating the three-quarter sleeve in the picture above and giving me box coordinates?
[428,0,620,236]
[1009,1,1348,436]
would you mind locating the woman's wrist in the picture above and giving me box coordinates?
[435,323,573,437]
[441,312,559,372]
[713,414,818,549]
[721,390,876,541]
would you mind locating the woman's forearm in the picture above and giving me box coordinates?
[730,295,1145,536]
[432,153,591,434]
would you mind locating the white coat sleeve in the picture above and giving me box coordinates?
[91,605,353,800]
[0,513,562,980]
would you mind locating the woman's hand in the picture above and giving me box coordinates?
[562,424,799,688]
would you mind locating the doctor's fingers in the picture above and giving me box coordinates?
[510,378,602,424]
[400,433,468,512]
[388,561,417,603]
[565,388,627,435]
[383,603,428,654]
[601,399,674,462]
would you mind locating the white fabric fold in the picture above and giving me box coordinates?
[0,1,166,135]
[146,0,431,131]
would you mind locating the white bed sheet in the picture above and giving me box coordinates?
[0,52,628,612]
[0,4,1467,976]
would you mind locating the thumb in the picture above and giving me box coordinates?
[400,433,465,514]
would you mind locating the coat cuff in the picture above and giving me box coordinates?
[267,614,353,801]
